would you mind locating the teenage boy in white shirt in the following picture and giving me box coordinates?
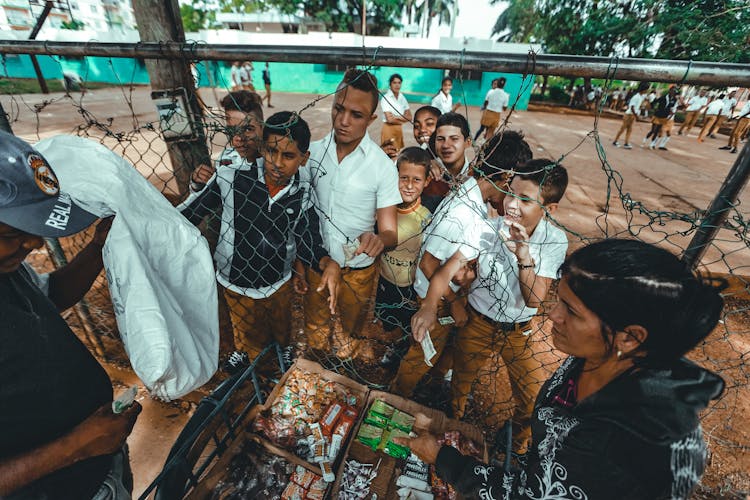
[708,90,737,138]
[613,82,650,149]
[304,69,402,360]
[678,89,708,136]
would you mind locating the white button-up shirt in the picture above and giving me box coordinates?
[307,131,402,268]
[381,90,410,122]
[431,91,454,114]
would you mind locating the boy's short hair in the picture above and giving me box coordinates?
[396,146,432,177]
[637,81,651,92]
[435,112,470,139]
[513,158,568,205]
[389,73,403,84]
[441,77,453,85]
[338,69,379,113]
[414,105,441,121]
[497,77,507,88]
[474,131,532,180]
[263,111,311,153]
[221,91,263,118]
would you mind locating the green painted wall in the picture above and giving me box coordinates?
[1,55,533,110]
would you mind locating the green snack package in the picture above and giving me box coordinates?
[389,409,415,432]
[364,409,389,428]
[357,423,384,450]
[370,399,396,419]
[382,428,411,459]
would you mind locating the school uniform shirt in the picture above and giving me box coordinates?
[432,91,454,114]
[736,102,750,119]
[380,90,410,122]
[468,217,567,324]
[685,95,708,112]
[413,177,491,299]
[380,200,432,287]
[721,97,737,116]
[306,131,402,268]
[180,150,327,298]
[705,99,724,116]
[485,88,510,112]
[625,93,644,115]
[652,93,678,118]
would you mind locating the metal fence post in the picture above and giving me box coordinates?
[682,140,750,268]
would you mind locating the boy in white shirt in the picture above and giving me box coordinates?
[677,89,708,136]
[613,82,650,149]
[697,95,726,142]
[478,77,510,141]
[708,90,737,138]
[411,159,569,453]
[720,101,750,154]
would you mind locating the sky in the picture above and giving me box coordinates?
[432,1,506,40]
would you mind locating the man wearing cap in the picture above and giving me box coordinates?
[0,131,141,499]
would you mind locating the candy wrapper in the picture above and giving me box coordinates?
[337,459,380,499]
[209,440,294,499]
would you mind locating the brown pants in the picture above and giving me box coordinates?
[224,280,293,361]
[391,300,452,397]
[304,264,378,358]
[729,118,750,149]
[614,114,636,144]
[451,310,546,453]
[697,115,719,141]
[381,123,405,151]
[709,115,728,137]
[679,110,701,135]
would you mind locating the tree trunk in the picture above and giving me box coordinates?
[541,75,549,99]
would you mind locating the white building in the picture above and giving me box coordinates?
[0,0,135,33]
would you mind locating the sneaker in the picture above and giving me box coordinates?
[731,148,737,153]
[677,131,683,135]
[709,134,717,139]
[623,144,632,149]
[719,146,732,150]
[649,143,655,150]
[658,147,668,151]
[223,350,250,375]
[612,141,620,147]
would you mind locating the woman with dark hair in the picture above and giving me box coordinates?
[380,73,412,154]
[396,238,725,499]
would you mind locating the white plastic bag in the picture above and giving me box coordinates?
[36,135,218,400]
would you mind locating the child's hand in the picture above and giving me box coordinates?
[392,431,441,465]
[503,219,531,260]
[381,138,398,159]
[293,273,309,295]
[318,258,341,314]
[429,159,444,181]
[191,164,215,185]
[411,304,437,343]
[355,232,385,258]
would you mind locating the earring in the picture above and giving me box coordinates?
[617,350,622,360]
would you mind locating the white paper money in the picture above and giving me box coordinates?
[421,331,437,367]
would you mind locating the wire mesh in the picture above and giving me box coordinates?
[2,47,749,497]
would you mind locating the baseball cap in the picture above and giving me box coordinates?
[0,131,98,237]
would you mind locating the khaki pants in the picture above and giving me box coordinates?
[697,114,719,140]
[224,280,293,361]
[709,115,728,136]
[679,110,701,135]
[614,114,636,144]
[381,123,405,151]
[729,118,750,149]
[451,310,546,453]
[304,264,378,358]
[391,300,452,397]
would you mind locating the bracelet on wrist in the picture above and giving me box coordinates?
[518,259,535,270]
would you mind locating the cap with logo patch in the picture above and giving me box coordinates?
[0,131,97,237]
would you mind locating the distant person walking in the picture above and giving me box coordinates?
[230,62,242,91]
[239,61,254,91]
[613,81,650,149]
[476,77,509,141]
[708,91,736,138]
[380,73,412,151]
[678,89,708,136]
[642,86,678,150]
[431,77,461,114]
[697,95,725,142]
[262,62,274,108]
[719,101,750,154]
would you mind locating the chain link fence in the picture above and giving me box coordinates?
[2,46,749,497]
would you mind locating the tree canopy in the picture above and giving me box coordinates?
[492,0,750,63]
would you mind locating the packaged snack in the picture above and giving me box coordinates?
[320,402,343,436]
[306,477,326,500]
[312,441,327,463]
[281,481,307,500]
[320,460,335,483]
[356,423,384,450]
[390,410,415,433]
[291,465,316,489]
[328,433,343,461]
[309,423,325,442]
[370,399,396,419]
[381,428,411,459]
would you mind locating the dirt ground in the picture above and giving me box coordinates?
[3,86,749,498]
